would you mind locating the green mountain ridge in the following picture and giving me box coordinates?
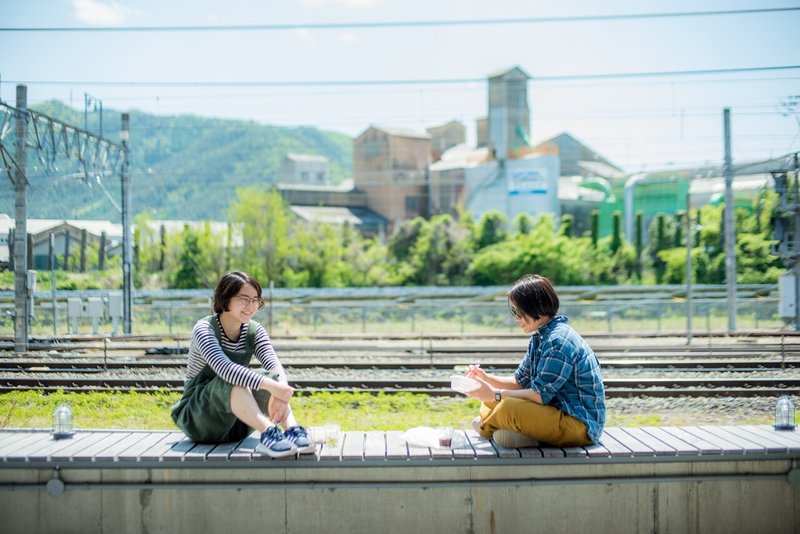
[1,100,353,220]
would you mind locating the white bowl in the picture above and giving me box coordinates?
[450,374,480,393]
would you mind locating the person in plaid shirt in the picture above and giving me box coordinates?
[466,274,605,448]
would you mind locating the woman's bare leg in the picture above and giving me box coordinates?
[230,385,273,433]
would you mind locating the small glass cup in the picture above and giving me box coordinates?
[438,426,454,448]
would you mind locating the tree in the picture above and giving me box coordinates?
[230,188,294,286]
[475,210,509,250]
[513,212,535,235]
[171,226,206,289]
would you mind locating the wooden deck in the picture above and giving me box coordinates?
[2,425,799,533]
[1,424,799,466]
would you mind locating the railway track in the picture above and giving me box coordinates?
[3,334,799,397]
[2,375,798,398]
[2,357,800,372]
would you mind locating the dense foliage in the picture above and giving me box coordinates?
[129,188,785,289]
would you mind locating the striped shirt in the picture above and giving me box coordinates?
[513,315,606,444]
[186,315,286,390]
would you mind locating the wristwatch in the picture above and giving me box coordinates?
[494,390,502,401]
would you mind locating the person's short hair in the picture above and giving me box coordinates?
[507,274,559,320]
[212,270,263,314]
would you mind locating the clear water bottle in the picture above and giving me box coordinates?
[52,403,75,439]
[774,395,796,431]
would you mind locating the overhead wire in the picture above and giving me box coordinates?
[1,6,797,32]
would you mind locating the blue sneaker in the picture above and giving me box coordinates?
[256,426,296,458]
[284,425,316,454]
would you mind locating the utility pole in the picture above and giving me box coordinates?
[794,153,800,331]
[13,85,29,353]
[121,113,133,333]
[84,93,104,137]
[723,108,737,333]
[686,191,693,345]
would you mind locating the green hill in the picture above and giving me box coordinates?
[0,100,353,220]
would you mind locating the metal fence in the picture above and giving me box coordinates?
[0,284,788,338]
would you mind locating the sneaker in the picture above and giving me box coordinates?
[284,425,316,454]
[256,425,297,458]
[492,429,540,449]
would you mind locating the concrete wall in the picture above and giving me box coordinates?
[2,459,798,534]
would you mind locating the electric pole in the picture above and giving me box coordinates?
[723,108,737,333]
[13,85,29,353]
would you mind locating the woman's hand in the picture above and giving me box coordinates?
[262,377,294,402]
[268,396,290,426]
[466,377,496,403]
[466,363,488,382]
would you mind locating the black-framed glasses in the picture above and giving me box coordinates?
[233,295,265,309]
[508,302,522,319]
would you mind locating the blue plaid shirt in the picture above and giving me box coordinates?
[513,315,606,444]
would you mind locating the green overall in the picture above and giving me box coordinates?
[170,316,276,443]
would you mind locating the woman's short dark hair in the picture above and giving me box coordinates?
[507,274,559,320]
[213,270,263,314]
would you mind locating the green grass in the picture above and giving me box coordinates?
[0,390,484,431]
[0,391,780,432]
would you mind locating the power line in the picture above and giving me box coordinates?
[1,7,797,32]
[6,65,800,88]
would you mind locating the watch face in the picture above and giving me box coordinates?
[495,390,501,401]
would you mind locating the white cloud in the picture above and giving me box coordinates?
[338,32,357,44]
[71,0,129,25]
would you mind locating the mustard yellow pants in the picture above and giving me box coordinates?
[477,398,591,447]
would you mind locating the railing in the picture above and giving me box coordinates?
[0,284,788,337]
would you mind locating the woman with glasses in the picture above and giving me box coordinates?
[171,270,315,457]
[465,274,605,448]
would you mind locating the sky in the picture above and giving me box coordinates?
[1,0,799,173]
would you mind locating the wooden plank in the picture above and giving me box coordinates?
[9,432,99,463]
[738,425,800,453]
[183,442,217,461]
[593,429,634,457]
[93,432,154,462]
[516,447,544,459]
[317,431,344,461]
[537,446,564,459]
[640,427,702,456]
[487,435,521,459]
[385,430,408,460]
[697,426,766,454]
[160,437,198,461]
[465,429,498,459]
[404,432,431,460]
[673,427,740,454]
[430,440,453,459]
[0,431,33,449]
[561,445,588,458]
[583,442,612,458]
[204,438,244,461]
[0,431,49,460]
[604,428,655,456]
[451,430,475,459]
[231,435,259,461]
[659,427,723,455]
[50,432,123,462]
[748,424,800,447]
[364,431,386,460]
[117,432,177,462]
[341,431,365,461]
[136,432,187,462]
[620,427,677,456]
